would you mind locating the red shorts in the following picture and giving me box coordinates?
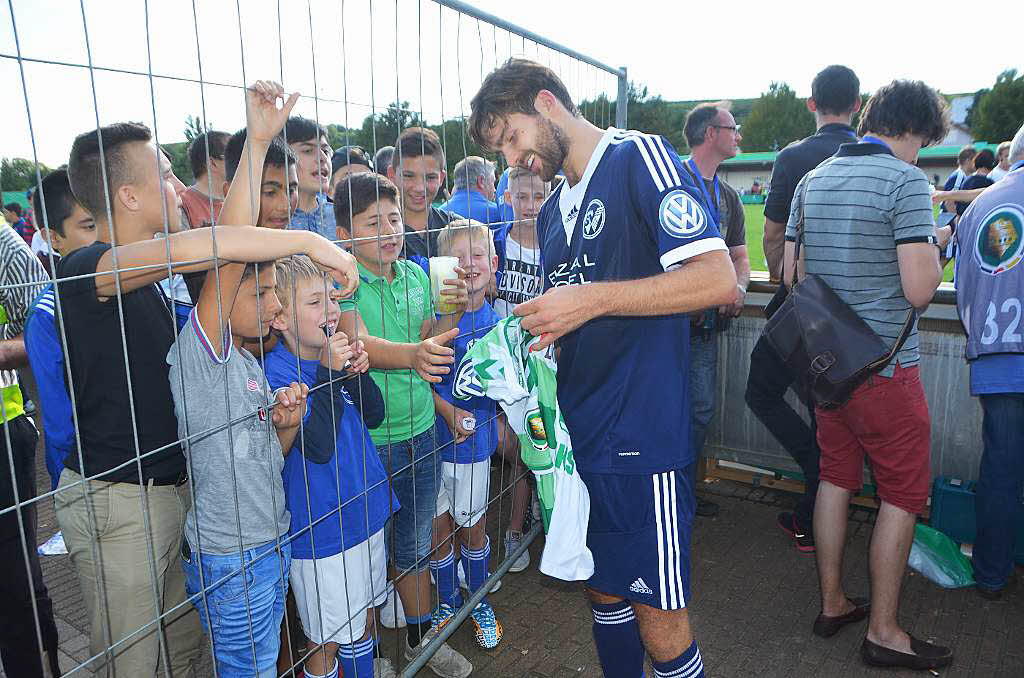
[815,365,931,514]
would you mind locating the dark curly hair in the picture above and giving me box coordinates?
[857,80,950,146]
[469,58,578,150]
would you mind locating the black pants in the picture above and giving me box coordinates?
[0,415,60,677]
[744,335,820,532]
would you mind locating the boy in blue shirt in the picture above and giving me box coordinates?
[25,169,97,491]
[429,219,504,650]
[265,255,398,678]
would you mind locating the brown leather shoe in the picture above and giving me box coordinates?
[861,635,953,670]
[812,597,870,638]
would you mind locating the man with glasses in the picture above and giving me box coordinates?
[680,103,750,518]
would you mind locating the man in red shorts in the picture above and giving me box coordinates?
[783,79,954,671]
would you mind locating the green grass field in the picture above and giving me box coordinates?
[741,203,954,282]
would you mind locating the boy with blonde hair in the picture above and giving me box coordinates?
[429,219,504,650]
[265,254,398,678]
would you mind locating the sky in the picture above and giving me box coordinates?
[2,0,1020,167]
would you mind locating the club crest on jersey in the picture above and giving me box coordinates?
[452,358,484,399]
[581,199,606,240]
[659,189,707,239]
[974,204,1023,275]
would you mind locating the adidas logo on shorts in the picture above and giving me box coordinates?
[629,577,654,595]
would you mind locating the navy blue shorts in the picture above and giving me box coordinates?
[580,468,694,610]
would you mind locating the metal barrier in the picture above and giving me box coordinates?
[704,276,982,483]
[0,1,627,676]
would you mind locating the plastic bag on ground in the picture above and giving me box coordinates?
[907,523,975,588]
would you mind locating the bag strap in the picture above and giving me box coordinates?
[866,309,917,372]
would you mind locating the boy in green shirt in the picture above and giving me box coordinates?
[335,171,472,678]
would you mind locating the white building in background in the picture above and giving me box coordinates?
[943,95,976,147]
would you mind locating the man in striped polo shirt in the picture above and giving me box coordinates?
[784,80,954,671]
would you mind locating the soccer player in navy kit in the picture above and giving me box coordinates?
[470,59,737,678]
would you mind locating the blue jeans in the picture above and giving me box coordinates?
[688,332,718,457]
[379,428,441,572]
[182,540,291,678]
[974,394,1024,591]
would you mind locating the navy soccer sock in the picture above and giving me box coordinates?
[651,639,704,678]
[591,600,645,678]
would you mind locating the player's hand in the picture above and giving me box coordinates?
[719,284,744,317]
[514,284,598,352]
[271,382,309,430]
[347,339,370,374]
[413,327,459,384]
[441,404,476,444]
[320,330,354,372]
[246,80,299,144]
[307,237,359,298]
[438,266,470,313]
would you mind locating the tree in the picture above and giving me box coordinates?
[739,82,815,152]
[359,101,425,151]
[183,114,208,143]
[580,83,686,151]
[968,70,1024,143]
[1,157,51,192]
[162,142,192,185]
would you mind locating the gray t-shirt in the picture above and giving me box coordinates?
[167,312,290,554]
[786,143,937,376]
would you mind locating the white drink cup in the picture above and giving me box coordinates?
[429,256,460,314]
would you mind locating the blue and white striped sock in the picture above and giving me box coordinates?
[461,537,491,602]
[429,547,462,607]
[591,600,645,678]
[337,635,375,678]
[652,639,704,678]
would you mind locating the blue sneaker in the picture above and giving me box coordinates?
[469,601,503,649]
[431,601,459,633]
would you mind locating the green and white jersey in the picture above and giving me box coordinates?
[454,316,593,581]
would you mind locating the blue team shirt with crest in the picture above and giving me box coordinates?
[536,128,727,475]
[264,343,396,558]
[434,304,502,463]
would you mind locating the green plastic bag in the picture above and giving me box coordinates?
[907,524,975,588]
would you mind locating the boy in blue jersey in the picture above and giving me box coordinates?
[25,169,97,491]
[428,219,504,650]
[470,59,737,678]
[265,255,398,678]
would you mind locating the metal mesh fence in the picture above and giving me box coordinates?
[1,1,626,676]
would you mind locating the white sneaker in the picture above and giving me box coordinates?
[380,587,406,629]
[404,630,473,678]
[374,657,398,678]
[457,560,501,593]
[503,530,530,573]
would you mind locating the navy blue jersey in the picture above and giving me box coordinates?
[433,304,501,463]
[537,128,726,475]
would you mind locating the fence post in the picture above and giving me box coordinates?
[616,67,628,129]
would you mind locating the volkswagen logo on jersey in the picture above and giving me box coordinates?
[659,189,707,239]
[974,204,1024,275]
[581,199,606,240]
